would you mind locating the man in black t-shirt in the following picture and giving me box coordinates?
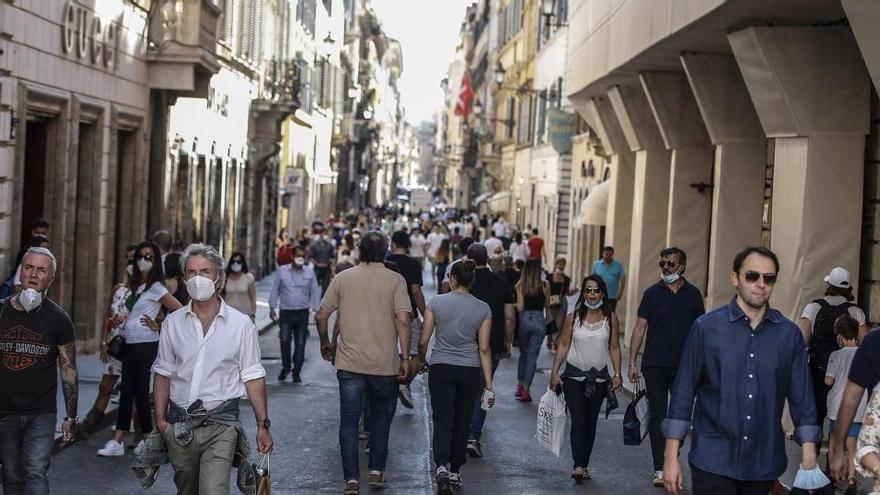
[0,247,77,494]
[386,231,426,409]
[466,243,515,458]
[626,247,705,487]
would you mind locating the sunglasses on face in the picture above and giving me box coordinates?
[659,260,677,269]
[742,271,777,285]
[583,287,602,295]
[135,254,155,261]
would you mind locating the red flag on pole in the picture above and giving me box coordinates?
[454,72,474,119]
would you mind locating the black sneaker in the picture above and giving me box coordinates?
[292,375,302,383]
[278,370,288,381]
[448,472,462,488]
[436,467,452,495]
[466,438,482,458]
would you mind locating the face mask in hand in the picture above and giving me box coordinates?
[126,264,134,276]
[186,275,217,302]
[19,288,43,312]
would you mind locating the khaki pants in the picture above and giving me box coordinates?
[164,423,237,495]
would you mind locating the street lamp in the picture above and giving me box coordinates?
[541,0,568,27]
[494,63,505,85]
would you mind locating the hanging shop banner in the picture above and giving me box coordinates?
[547,108,577,154]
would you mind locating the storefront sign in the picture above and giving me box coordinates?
[62,1,118,70]
[547,108,577,154]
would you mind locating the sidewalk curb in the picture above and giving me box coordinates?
[53,319,279,455]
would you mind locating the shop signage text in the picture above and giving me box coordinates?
[62,1,118,70]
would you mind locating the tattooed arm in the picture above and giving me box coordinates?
[58,342,78,441]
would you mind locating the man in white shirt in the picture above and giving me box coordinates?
[409,228,428,272]
[426,225,447,260]
[492,217,508,238]
[483,233,503,259]
[151,243,273,494]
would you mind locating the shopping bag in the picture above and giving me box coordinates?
[623,383,649,446]
[535,389,567,457]
[253,453,271,495]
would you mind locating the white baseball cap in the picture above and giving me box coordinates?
[824,267,852,289]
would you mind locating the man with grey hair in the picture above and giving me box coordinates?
[0,247,78,494]
[138,243,273,494]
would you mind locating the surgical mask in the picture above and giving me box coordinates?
[293,256,305,266]
[137,259,153,273]
[230,262,243,273]
[661,270,681,285]
[186,275,217,302]
[19,288,42,312]
[586,300,603,310]
[126,264,134,276]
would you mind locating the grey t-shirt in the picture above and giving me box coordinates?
[428,291,492,367]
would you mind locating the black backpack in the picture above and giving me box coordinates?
[809,299,854,369]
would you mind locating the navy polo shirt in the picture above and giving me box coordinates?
[637,279,705,368]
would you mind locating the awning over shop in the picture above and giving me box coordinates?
[488,192,511,213]
[472,192,491,206]
[577,180,610,226]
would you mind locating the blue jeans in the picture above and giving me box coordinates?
[469,353,502,440]
[278,309,310,376]
[337,370,398,481]
[0,412,56,495]
[517,310,546,387]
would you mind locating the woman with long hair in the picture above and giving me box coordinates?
[515,259,548,403]
[97,241,182,456]
[549,275,622,482]
[339,233,359,263]
[546,257,576,350]
[419,260,495,494]
[224,252,256,320]
[435,239,451,289]
[163,252,189,306]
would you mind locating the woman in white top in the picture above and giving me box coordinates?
[549,274,622,483]
[97,241,182,457]
[223,252,256,321]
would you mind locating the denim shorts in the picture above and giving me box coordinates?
[829,419,863,438]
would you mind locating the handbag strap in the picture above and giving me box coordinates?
[257,452,269,470]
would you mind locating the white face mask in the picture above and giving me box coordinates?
[126,264,134,276]
[586,300,603,310]
[137,259,153,273]
[230,262,243,273]
[186,275,217,302]
[293,257,305,266]
[19,288,43,312]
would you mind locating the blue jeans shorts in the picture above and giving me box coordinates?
[829,419,863,438]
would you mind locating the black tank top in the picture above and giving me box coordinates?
[523,292,545,311]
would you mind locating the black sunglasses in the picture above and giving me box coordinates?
[135,254,155,261]
[742,271,777,285]
[582,287,602,294]
[659,260,677,269]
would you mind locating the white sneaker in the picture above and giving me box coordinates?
[97,439,125,457]
[133,439,146,456]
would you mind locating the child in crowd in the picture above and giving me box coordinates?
[826,314,868,494]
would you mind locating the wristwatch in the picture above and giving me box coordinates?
[256,418,271,429]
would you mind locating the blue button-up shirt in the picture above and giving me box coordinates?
[269,265,321,312]
[662,297,820,481]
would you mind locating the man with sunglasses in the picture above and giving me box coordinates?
[627,247,705,487]
[662,247,819,494]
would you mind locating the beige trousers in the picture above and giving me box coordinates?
[164,423,238,495]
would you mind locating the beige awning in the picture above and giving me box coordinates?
[488,192,511,213]
[577,180,610,226]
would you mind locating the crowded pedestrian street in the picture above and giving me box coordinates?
[42,269,821,494]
